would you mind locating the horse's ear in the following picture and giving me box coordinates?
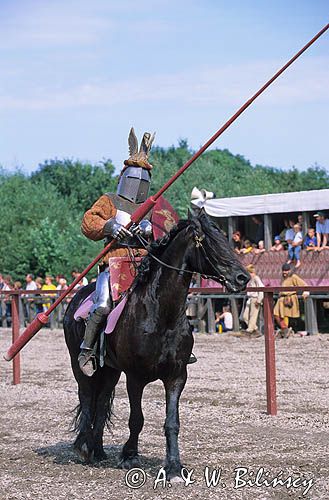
[187,208,194,220]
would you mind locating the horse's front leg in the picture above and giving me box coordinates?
[119,376,146,469]
[163,370,187,480]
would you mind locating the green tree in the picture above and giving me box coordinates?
[31,158,118,211]
[0,171,101,280]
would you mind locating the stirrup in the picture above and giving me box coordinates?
[187,353,197,364]
[78,349,97,377]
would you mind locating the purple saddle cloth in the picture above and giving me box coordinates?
[74,292,128,334]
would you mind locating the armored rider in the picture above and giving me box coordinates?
[78,127,155,376]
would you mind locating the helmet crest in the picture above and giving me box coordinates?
[123,127,155,171]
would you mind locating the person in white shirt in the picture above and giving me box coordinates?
[216,305,233,332]
[24,274,38,323]
[25,274,37,291]
[287,224,303,268]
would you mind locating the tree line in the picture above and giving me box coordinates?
[1,140,328,281]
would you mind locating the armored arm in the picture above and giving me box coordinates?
[103,218,133,240]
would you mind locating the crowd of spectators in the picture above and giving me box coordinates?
[0,270,96,327]
[211,261,312,339]
[231,211,329,268]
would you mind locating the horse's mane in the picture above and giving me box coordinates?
[197,213,234,268]
[134,210,234,285]
[136,218,190,283]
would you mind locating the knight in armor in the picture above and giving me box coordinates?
[78,127,155,376]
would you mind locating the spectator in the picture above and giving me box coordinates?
[215,304,233,333]
[3,275,13,289]
[71,269,88,287]
[274,263,309,338]
[279,219,289,243]
[34,277,44,314]
[231,231,244,254]
[2,276,13,326]
[297,214,305,234]
[313,212,329,250]
[240,239,253,254]
[253,240,266,255]
[251,215,264,244]
[56,275,70,305]
[13,281,22,290]
[284,219,296,248]
[270,235,284,252]
[304,227,318,252]
[42,275,57,311]
[242,264,264,337]
[56,274,68,291]
[287,223,303,268]
[22,274,38,323]
[54,274,69,321]
[25,274,38,292]
[35,277,44,289]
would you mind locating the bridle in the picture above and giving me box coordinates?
[134,231,229,286]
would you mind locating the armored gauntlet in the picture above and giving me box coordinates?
[131,219,153,237]
[103,217,132,240]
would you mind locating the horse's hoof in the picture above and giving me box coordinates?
[165,463,183,481]
[74,443,94,463]
[94,450,108,462]
[119,456,142,469]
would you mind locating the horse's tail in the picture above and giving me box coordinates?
[71,403,84,434]
[104,389,116,429]
[71,388,116,433]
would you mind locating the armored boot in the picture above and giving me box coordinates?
[78,307,108,377]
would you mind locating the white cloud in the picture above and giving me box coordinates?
[0,56,328,111]
[0,0,173,49]
[1,1,115,49]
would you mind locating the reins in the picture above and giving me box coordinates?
[134,232,228,285]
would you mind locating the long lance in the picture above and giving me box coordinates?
[4,23,328,362]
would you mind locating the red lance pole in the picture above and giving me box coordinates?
[4,23,328,362]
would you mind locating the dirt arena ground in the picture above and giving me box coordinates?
[1,327,329,500]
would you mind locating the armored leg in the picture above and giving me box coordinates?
[79,270,112,377]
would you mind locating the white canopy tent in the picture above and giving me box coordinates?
[191,188,329,218]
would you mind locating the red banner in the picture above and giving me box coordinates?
[108,257,142,301]
[151,196,179,240]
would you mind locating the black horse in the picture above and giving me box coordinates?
[63,210,249,479]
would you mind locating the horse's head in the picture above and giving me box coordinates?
[185,209,250,292]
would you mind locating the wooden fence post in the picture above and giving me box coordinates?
[11,294,21,385]
[263,291,277,415]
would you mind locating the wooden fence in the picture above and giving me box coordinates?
[1,285,329,416]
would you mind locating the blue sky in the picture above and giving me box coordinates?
[0,0,328,175]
